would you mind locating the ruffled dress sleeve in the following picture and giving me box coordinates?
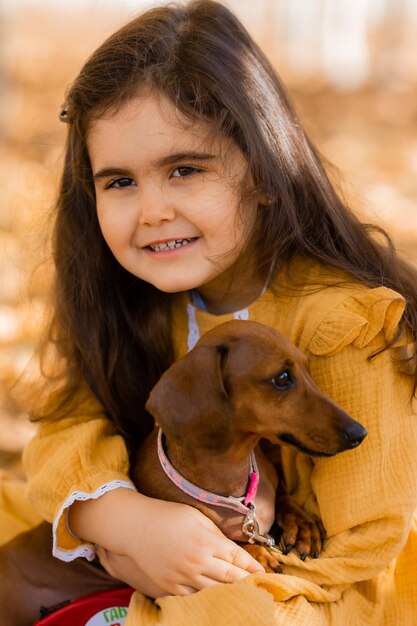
[269,285,417,623]
[22,385,136,562]
[308,285,406,355]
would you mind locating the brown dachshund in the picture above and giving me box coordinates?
[133,320,367,572]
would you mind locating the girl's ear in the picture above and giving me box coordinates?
[146,345,233,453]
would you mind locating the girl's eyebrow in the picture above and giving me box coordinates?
[93,167,135,181]
[93,152,216,181]
[157,151,216,167]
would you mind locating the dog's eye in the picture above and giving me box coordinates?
[271,369,293,390]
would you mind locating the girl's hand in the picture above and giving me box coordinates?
[69,488,265,596]
[123,497,265,595]
[95,548,168,598]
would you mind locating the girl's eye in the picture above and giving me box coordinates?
[107,177,136,189]
[271,369,294,390]
[171,166,201,178]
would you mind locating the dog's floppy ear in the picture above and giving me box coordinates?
[146,344,233,453]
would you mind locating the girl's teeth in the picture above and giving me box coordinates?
[150,239,192,252]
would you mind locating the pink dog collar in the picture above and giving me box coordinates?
[157,429,259,515]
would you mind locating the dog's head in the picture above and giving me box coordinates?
[146,320,367,457]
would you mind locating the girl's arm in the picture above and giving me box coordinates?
[23,386,134,562]
[261,286,417,622]
[23,385,264,592]
[277,335,417,585]
[69,488,264,596]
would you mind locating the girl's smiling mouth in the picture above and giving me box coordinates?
[145,237,199,253]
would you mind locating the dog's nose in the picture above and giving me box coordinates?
[344,423,367,448]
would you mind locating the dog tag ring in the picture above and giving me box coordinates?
[242,517,257,544]
[242,510,278,550]
[242,505,259,543]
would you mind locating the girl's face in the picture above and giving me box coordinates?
[88,93,259,308]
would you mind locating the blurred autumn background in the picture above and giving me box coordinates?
[1,0,416,474]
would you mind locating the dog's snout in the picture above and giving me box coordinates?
[344,423,367,448]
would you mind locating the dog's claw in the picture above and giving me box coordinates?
[313,552,319,559]
[299,552,307,561]
[283,543,294,555]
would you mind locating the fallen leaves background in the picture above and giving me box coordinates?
[1,1,416,473]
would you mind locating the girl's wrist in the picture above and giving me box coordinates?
[68,487,150,553]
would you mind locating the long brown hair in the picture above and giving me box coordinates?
[44,0,417,450]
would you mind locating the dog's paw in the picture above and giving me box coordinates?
[276,494,326,560]
[243,543,283,573]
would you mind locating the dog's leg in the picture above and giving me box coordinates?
[259,440,325,560]
[275,479,326,560]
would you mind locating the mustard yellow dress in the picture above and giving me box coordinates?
[2,258,417,625]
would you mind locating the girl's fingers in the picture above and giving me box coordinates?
[173,585,198,595]
[194,557,263,588]
[214,542,265,575]
[171,544,266,592]
[190,573,242,590]
[217,561,259,584]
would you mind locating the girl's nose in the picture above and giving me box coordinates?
[138,184,175,226]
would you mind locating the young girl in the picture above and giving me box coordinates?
[2,1,417,624]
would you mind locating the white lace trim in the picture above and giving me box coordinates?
[233,308,249,320]
[187,302,250,351]
[187,303,200,352]
[52,479,137,562]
